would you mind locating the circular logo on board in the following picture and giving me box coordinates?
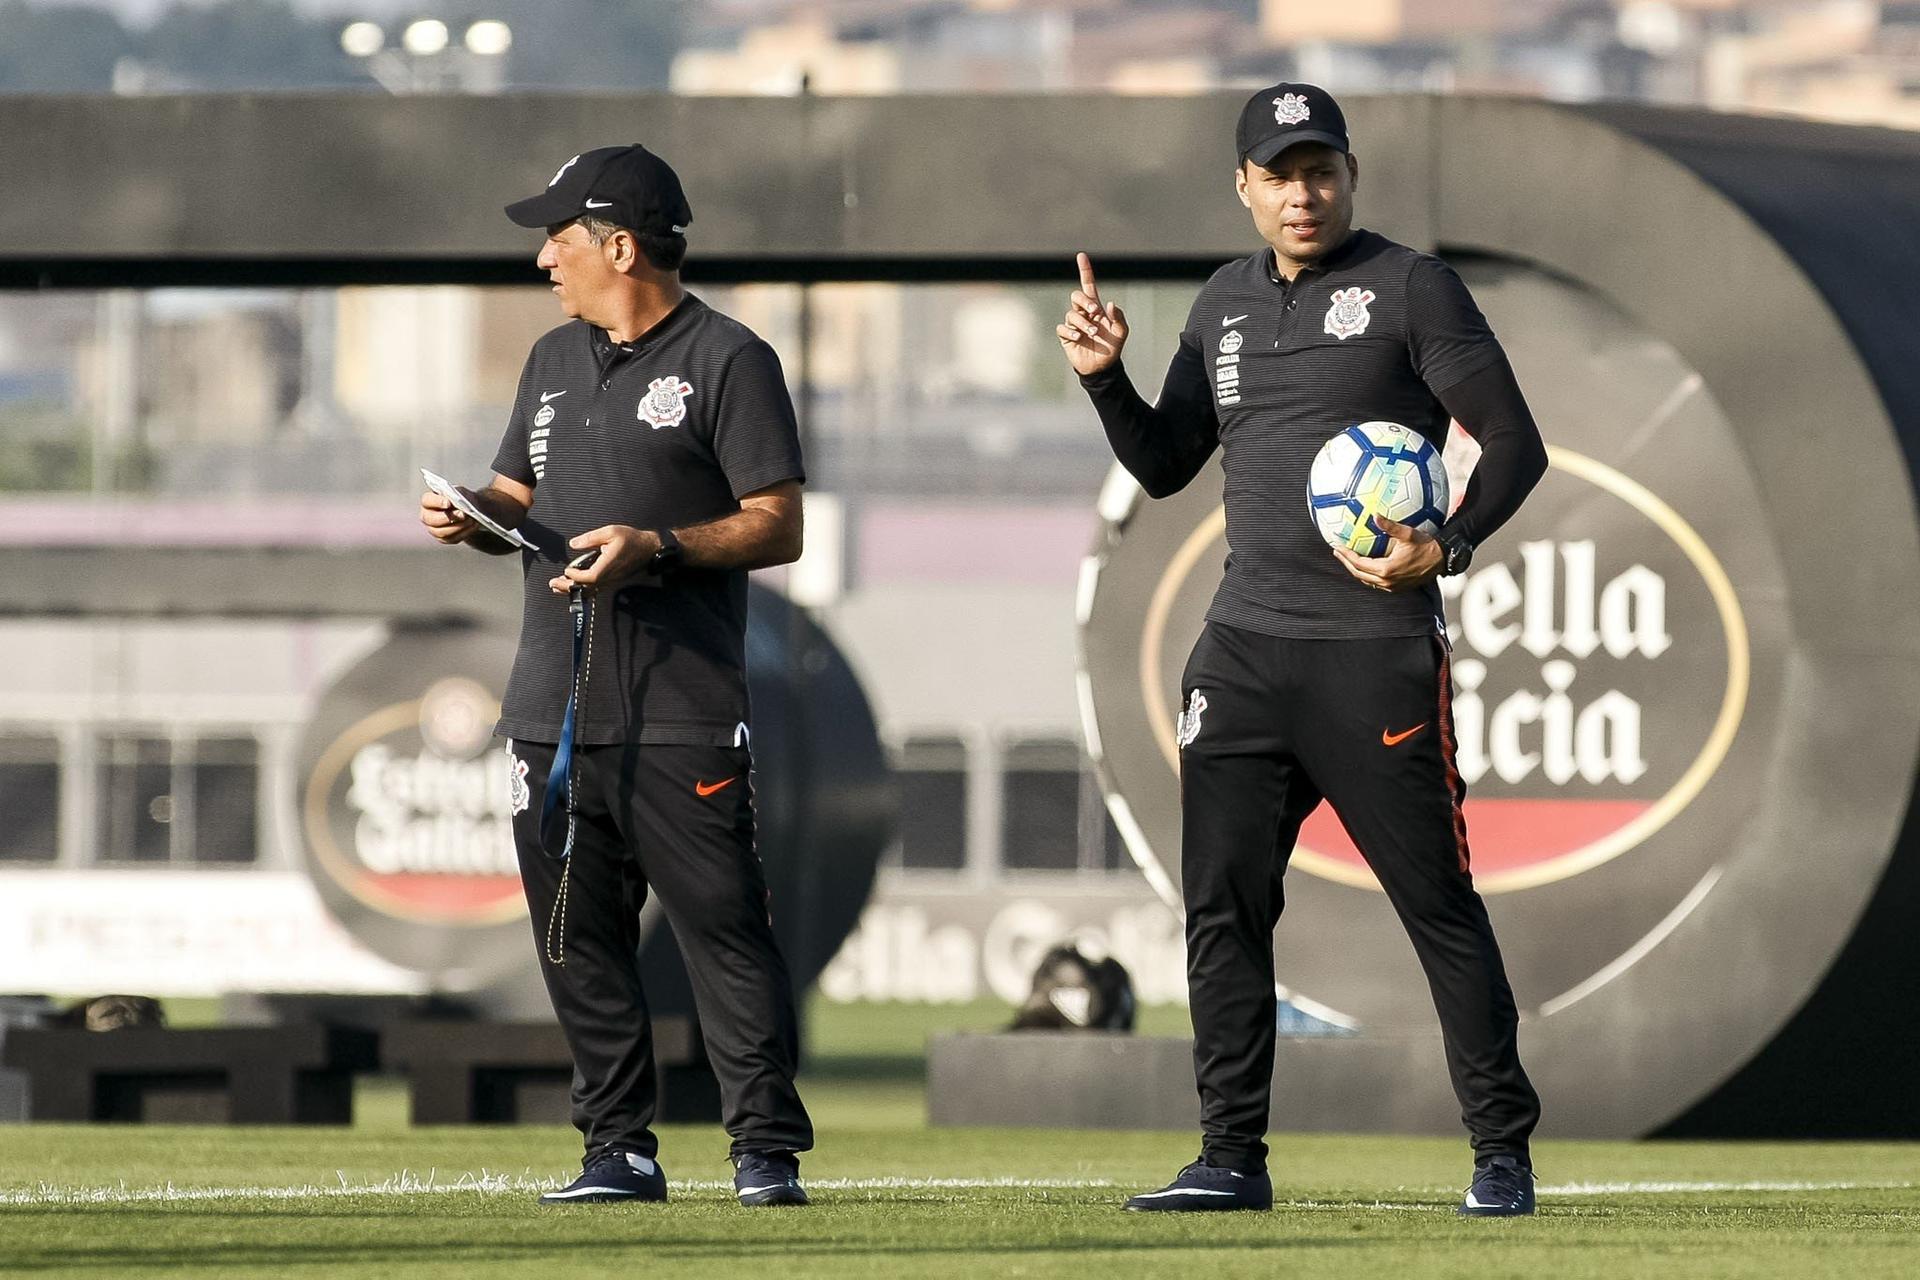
[296,627,531,983]
[1076,259,1793,1029]
[304,681,521,927]
[1138,449,1748,894]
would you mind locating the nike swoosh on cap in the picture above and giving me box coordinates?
[1223,314,1249,325]
[584,199,614,209]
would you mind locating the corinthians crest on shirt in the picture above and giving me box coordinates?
[639,375,694,429]
[1324,286,1375,340]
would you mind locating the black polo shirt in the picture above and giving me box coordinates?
[490,294,805,746]
[1084,228,1504,639]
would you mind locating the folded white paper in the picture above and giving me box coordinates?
[421,468,536,551]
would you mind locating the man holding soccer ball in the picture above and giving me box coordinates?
[1059,84,1549,1216]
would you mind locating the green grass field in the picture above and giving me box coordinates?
[2,999,1916,1278]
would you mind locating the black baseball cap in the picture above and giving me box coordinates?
[505,144,693,236]
[1236,83,1350,168]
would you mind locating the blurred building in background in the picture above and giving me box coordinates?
[670,0,1920,117]
[1,0,1917,125]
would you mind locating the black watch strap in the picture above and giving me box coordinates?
[1438,527,1476,576]
[648,528,684,575]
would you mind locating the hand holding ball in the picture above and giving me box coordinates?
[1307,422,1449,557]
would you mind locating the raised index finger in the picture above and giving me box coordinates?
[1076,252,1100,300]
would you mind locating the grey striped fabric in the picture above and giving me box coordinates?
[1091,229,1505,639]
[490,295,805,746]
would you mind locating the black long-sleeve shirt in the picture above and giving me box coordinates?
[1081,230,1548,639]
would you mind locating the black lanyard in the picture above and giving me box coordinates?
[538,586,591,860]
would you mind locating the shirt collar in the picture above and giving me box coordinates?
[589,294,698,366]
[1266,227,1366,285]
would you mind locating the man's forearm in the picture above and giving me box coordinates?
[468,527,520,555]
[465,486,530,556]
[676,505,802,571]
[1081,349,1219,499]
[1437,357,1548,546]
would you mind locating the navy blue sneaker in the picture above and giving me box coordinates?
[539,1149,668,1205]
[1124,1158,1272,1212]
[1458,1154,1535,1217]
[733,1151,809,1207]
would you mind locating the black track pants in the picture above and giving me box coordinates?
[508,737,813,1162]
[1178,622,1540,1170]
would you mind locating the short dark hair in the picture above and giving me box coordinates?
[575,216,687,272]
[637,231,688,272]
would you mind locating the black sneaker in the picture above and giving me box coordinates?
[1124,1158,1272,1212]
[733,1151,809,1207]
[1458,1154,1535,1217]
[538,1149,668,1205]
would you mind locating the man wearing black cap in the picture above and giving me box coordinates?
[419,144,813,1208]
[1060,86,1548,1216]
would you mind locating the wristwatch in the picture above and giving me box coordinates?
[647,528,685,576]
[1437,526,1476,577]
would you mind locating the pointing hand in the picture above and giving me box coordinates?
[1057,252,1130,377]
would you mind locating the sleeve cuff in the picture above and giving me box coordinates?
[1077,360,1128,392]
[490,458,535,486]
[1425,347,1506,401]
[727,465,806,500]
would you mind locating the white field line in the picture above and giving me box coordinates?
[1,1173,1911,1209]
[1539,1180,1916,1196]
[0,1172,1117,1207]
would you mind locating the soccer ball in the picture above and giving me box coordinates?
[1306,421,1449,557]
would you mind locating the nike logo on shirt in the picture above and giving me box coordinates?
[1223,314,1248,326]
[540,391,567,402]
[1382,723,1428,747]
